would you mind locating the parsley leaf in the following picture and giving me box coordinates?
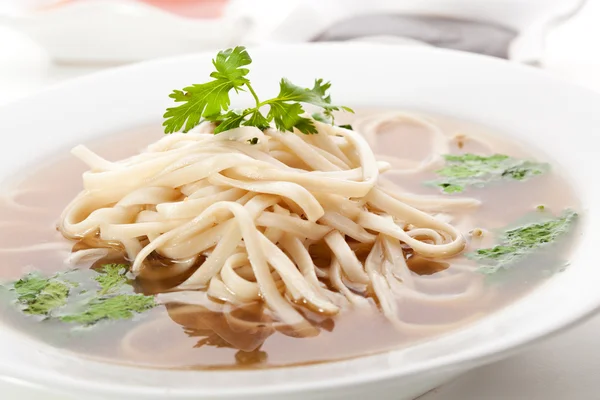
[268,101,318,134]
[164,47,352,135]
[210,47,252,87]
[470,209,578,273]
[163,46,251,133]
[428,153,548,193]
[243,110,270,131]
[213,110,247,134]
[272,78,341,120]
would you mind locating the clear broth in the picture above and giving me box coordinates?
[0,111,580,369]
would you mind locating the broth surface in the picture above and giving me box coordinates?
[0,111,580,369]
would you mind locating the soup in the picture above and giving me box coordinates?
[0,110,579,369]
[0,47,580,370]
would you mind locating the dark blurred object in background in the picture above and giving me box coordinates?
[314,14,517,59]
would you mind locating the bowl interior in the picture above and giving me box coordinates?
[0,43,599,397]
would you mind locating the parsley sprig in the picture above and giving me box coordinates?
[163,46,352,134]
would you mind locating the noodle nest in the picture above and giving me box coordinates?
[60,114,479,334]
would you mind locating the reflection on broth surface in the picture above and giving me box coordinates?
[0,110,580,369]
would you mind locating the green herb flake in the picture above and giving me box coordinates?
[428,153,548,194]
[13,273,51,303]
[502,161,546,180]
[60,294,156,326]
[164,46,352,135]
[13,273,71,316]
[470,209,578,273]
[439,183,464,194]
[338,124,353,130]
[94,263,129,295]
[2,264,156,327]
[247,137,259,145]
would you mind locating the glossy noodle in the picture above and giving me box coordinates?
[59,113,481,335]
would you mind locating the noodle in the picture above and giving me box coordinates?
[59,115,475,331]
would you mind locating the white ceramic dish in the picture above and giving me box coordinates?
[0,43,599,400]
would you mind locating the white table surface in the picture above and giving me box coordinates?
[3,2,600,398]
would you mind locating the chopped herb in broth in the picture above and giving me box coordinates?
[471,209,578,274]
[61,293,155,326]
[2,264,156,326]
[12,273,72,316]
[428,153,549,193]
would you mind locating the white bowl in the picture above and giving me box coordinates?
[0,43,599,400]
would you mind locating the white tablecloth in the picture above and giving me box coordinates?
[2,3,600,397]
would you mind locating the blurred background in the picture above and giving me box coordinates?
[0,0,599,106]
[1,1,600,399]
